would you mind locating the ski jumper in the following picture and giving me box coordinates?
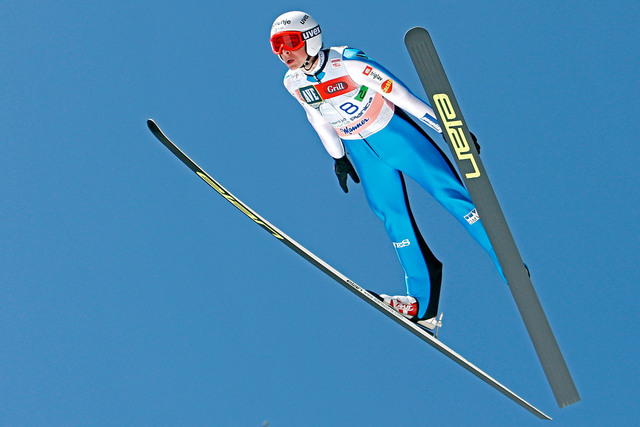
[283,47,504,318]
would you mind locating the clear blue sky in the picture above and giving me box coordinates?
[2,1,638,425]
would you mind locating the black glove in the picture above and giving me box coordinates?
[334,155,360,193]
[442,131,481,154]
[470,132,481,154]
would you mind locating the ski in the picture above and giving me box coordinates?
[147,119,551,420]
[404,27,579,409]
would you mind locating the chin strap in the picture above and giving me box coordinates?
[302,54,313,70]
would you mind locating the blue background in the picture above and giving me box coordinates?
[2,1,638,425]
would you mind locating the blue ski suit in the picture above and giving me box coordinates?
[282,47,503,318]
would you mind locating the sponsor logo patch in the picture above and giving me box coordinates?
[393,239,411,248]
[363,68,384,82]
[464,209,480,225]
[381,79,393,93]
[301,25,321,40]
[272,19,291,28]
[299,85,322,104]
[354,86,369,102]
[326,82,346,94]
[339,118,370,135]
[298,77,358,105]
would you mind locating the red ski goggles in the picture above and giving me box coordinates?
[270,31,306,55]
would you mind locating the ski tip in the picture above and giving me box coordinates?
[147,119,158,131]
[404,26,428,42]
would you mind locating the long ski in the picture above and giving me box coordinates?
[147,119,551,419]
[404,27,579,408]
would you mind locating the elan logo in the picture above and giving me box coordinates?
[433,93,481,179]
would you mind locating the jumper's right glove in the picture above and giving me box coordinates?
[334,155,360,193]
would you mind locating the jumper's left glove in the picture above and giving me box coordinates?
[334,155,360,193]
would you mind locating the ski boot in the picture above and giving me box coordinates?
[378,294,444,337]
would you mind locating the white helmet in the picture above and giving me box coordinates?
[270,11,322,57]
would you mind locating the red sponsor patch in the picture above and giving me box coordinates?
[381,79,393,93]
[363,66,373,76]
[315,76,357,99]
